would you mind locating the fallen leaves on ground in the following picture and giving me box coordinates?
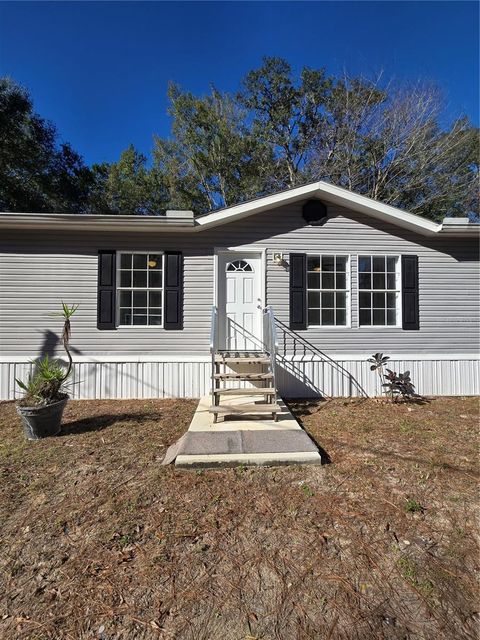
[0,396,478,639]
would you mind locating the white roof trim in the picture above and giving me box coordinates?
[196,181,478,236]
[196,181,446,235]
[0,182,477,236]
[0,210,195,232]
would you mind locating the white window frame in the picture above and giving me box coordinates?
[116,251,165,328]
[306,253,352,329]
[356,254,402,329]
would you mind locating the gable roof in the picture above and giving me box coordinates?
[0,181,477,236]
[195,181,476,236]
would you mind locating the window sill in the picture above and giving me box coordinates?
[307,325,352,329]
[358,325,401,329]
[116,325,164,329]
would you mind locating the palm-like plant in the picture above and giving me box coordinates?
[16,302,78,406]
[50,302,78,380]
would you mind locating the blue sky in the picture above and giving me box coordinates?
[1,1,478,166]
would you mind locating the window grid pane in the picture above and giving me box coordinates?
[118,253,163,326]
[307,254,348,326]
[358,255,399,326]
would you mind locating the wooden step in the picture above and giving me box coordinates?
[215,356,271,365]
[213,387,276,396]
[213,372,273,381]
[208,403,281,415]
[218,351,266,359]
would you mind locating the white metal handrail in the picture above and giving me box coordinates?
[210,305,218,355]
[263,306,278,404]
[263,306,278,356]
[210,306,218,406]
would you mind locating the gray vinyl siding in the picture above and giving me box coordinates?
[0,201,479,359]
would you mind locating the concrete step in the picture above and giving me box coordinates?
[213,387,276,396]
[213,372,273,381]
[208,403,281,415]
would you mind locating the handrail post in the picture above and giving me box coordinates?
[263,306,278,406]
[210,306,218,407]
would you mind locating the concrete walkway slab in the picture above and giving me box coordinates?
[187,395,302,432]
[175,395,323,469]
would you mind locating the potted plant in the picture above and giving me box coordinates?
[16,303,78,440]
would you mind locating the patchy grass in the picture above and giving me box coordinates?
[405,498,425,514]
[0,396,479,639]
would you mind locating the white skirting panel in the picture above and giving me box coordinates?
[0,359,212,401]
[275,356,480,398]
[0,356,478,400]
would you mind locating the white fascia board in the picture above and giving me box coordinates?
[313,182,441,235]
[195,181,443,236]
[195,183,323,230]
[1,190,476,236]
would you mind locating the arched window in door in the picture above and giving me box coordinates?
[226,259,253,272]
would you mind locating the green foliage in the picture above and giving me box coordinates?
[16,355,68,406]
[300,482,314,497]
[0,77,94,213]
[50,302,79,321]
[105,145,168,215]
[396,556,434,596]
[405,499,424,513]
[2,62,478,220]
[153,84,271,210]
[16,303,78,406]
[239,57,332,188]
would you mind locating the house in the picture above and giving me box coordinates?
[0,181,479,403]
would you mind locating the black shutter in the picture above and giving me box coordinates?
[97,250,116,330]
[289,253,307,330]
[164,252,183,330]
[402,255,419,330]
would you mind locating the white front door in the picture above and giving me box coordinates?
[217,252,263,351]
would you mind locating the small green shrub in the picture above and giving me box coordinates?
[405,499,424,513]
[367,352,418,401]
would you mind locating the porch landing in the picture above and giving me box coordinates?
[175,395,323,469]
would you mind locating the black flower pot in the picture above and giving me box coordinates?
[16,397,68,440]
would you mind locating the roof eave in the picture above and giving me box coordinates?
[438,226,479,236]
[0,212,195,232]
[196,182,443,236]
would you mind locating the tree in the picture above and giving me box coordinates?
[3,66,478,221]
[239,57,332,189]
[153,83,272,212]
[83,163,113,214]
[104,145,167,215]
[0,77,92,213]
[307,76,479,221]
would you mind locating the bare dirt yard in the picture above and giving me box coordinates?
[0,396,478,640]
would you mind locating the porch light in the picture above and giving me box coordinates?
[273,252,283,265]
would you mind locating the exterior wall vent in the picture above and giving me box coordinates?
[302,199,328,226]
